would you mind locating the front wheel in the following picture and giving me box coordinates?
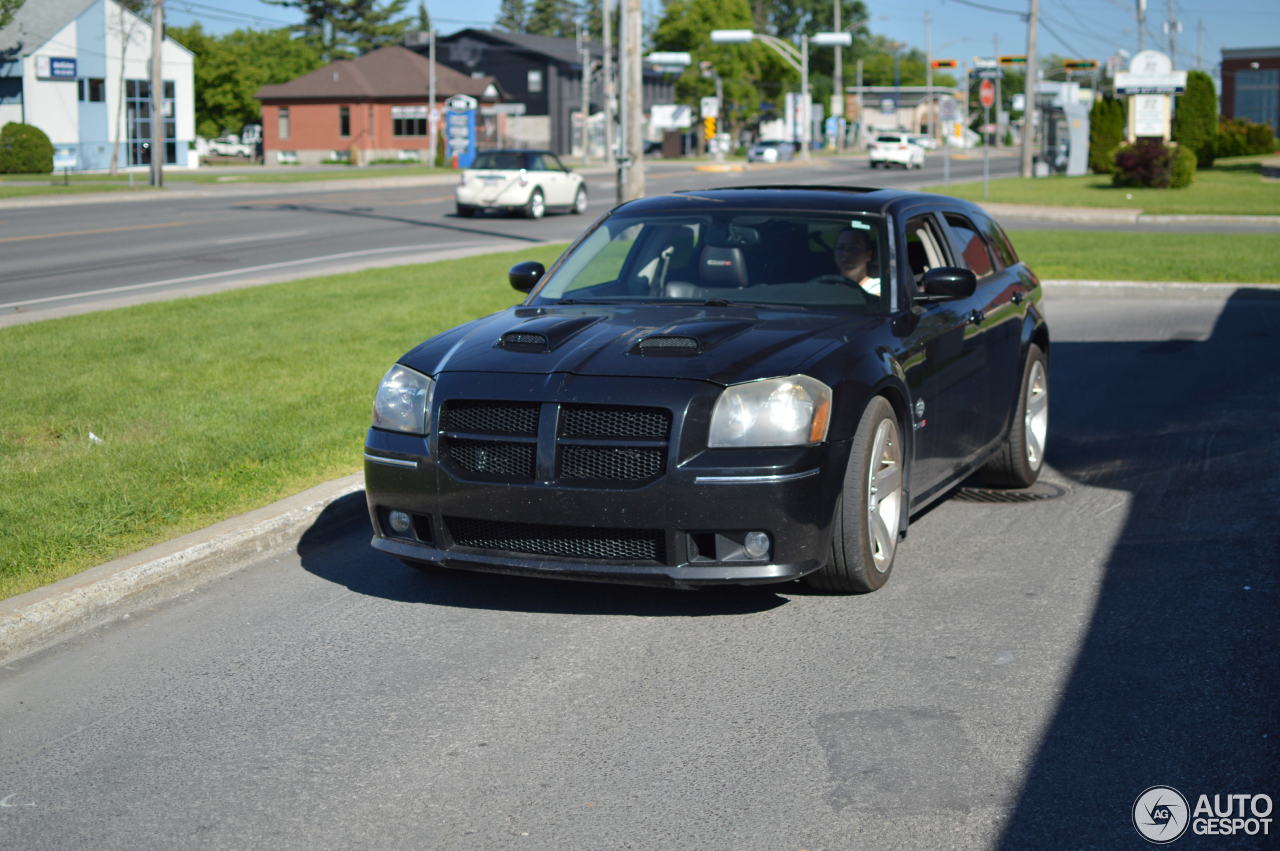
[455,204,475,218]
[572,185,588,214]
[523,188,545,219]
[805,396,904,594]
[978,344,1049,488]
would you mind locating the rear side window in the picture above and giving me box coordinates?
[904,214,949,287]
[944,213,996,278]
[876,135,901,143]
[973,212,1019,267]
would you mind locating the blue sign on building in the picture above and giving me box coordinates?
[38,56,77,79]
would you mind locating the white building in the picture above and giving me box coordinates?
[0,0,195,171]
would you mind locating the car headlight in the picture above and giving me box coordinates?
[372,365,434,435]
[708,375,832,448]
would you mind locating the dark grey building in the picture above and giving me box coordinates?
[418,29,673,156]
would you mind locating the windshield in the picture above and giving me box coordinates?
[531,210,891,310]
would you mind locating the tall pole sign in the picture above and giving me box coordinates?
[445,95,477,168]
[1114,50,1186,142]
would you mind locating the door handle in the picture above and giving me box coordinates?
[968,309,986,325]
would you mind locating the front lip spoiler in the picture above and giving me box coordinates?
[693,468,820,485]
[372,536,819,590]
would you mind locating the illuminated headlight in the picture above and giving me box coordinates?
[372,365,434,435]
[708,375,832,448]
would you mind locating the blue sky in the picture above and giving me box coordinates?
[163,0,1279,80]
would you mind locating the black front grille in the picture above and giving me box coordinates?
[440,401,539,436]
[446,517,663,562]
[559,405,671,439]
[440,438,535,478]
[560,445,665,481]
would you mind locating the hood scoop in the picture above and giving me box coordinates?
[498,314,600,353]
[636,335,701,355]
[630,318,754,357]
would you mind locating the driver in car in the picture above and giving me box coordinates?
[833,226,881,297]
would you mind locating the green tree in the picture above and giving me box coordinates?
[0,0,25,31]
[168,24,325,139]
[265,0,409,60]
[494,0,527,32]
[1087,97,1125,174]
[525,0,577,38]
[415,0,430,30]
[1172,69,1217,168]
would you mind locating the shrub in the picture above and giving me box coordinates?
[1170,144,1197,188]
[1172,70,1218,168]
[1215,117,1278,158]
[1245,121,1276,154]
[1089,97,1126,174]
[0,122,55,174]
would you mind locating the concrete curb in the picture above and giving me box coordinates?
[0,474,365,666]
[3,278,1278,665]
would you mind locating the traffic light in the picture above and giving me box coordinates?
[1063,59,1098,70]
[704,116,716,139]
[999,55,1027,65]
[931,58,957,69]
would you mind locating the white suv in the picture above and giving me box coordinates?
[868,133,925,169]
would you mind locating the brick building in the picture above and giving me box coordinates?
[255,45,501,166]
[1221,46,1280,135]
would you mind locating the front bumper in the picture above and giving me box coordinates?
[363,373,851,588]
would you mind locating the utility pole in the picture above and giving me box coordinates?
[602,0,614,168]
[855,58,863,148]
[834,0,844,149]
[580,23,592,162]
[1166,0,1179,67]
[149,0,164,187]
[993,33,1001,146]
[924,11,933,140]
[427,29,437,164]
[1195,19,1204,70]
[621,0,643,201]
[1020,0,1039,178]
[1137,0,1146,52]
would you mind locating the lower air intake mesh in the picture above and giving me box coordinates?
[446,517,663,562]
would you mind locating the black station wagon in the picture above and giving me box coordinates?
[364,186,1049,593]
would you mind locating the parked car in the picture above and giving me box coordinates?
[206,135,253,158]
[747,140,796,163]
[366,186,1049,593]
[455,149,587,219]
[868,133,926,169]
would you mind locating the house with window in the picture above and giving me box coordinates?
[255,45,501,166]
[424,29,674,157]
[0,0,195,171]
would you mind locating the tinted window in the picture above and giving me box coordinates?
[876,135,902,143]
[471,151,527,170]
[904,215,949,287]
[973,212,1019,267]
[944,213,996,278]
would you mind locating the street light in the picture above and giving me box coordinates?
[711,29,851,160]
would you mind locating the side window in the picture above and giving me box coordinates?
[527,154,546,171]
[975,213,1019,267]
[904,214,949,288]
[944,213,996,278]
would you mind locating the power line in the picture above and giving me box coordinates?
[944,0,1028,19]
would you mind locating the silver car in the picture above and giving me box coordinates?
[747,140,796,163]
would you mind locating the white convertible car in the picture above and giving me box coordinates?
[455,150,588,219]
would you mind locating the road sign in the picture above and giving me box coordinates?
[931,59,957,69]
[979,79,996,108]
[938,95,958,122]
[700,96,720,118]
[976,67,1003,80]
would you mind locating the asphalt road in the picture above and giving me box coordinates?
[0,154,1019,322]
[1,289,1275,849]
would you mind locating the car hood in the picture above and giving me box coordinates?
[400,303,880,386]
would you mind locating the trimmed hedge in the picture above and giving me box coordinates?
[1172,70,1218,168]
[1214,117,1277,158]
[1088,97,1126,174]
[1113,139,1196,188]
[0,122,54,174]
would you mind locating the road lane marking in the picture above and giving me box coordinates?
[0,220,192,244]
[214,229,310,245]
[0,244,499,310]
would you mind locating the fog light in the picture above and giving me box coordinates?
[388,510,413,534]
[743,531,770,559]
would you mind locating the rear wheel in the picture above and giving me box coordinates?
[455,204,475,218]
[978,344,1049,488]
[572,185,588,214]
[523,188,545,219]
[805,396,904,594]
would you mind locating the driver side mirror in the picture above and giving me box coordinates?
[509,261,546,293]
[914,266,977,304]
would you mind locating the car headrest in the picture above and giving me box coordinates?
[699,245,748,288]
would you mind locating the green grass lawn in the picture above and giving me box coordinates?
[0,229,1275,601]
[0,244,564,600]
[1009,230,1280,282]
[927,156,1280,216]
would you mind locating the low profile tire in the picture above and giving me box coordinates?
[455,204,475,218]
[978,343,1049,488]
[523,188,545,219]
[805,396,904,594]
[572,185,588,215]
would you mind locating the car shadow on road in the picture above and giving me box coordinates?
[997,287,1280,846]
[296,492,789,617]
[231,202,548,243]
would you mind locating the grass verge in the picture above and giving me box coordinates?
[1009,230,1280,282]
[0,244,564,601]
[926,156,1280,216]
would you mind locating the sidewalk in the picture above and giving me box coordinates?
[3,279,1278,666]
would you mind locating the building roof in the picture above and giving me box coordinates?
[440,28,604,67]
[1,0,94,64]
[256,45,501,103]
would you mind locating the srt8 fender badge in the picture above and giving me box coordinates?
[914,397,927,430]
